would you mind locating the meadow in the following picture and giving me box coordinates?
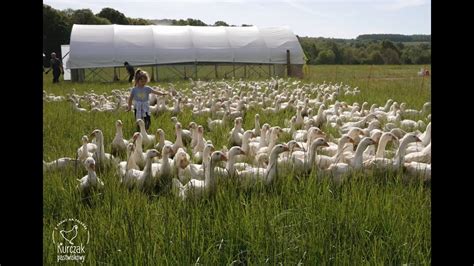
[43,65,431,264]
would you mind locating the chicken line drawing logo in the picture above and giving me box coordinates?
[52,218,89,263]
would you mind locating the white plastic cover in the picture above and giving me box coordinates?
[69,25,304,69]
[61,45,71,80]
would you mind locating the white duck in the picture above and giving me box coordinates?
[76,157,104,196]
[172,151,228,200]
[111,120,129,156]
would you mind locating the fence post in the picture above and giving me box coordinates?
[286,49,291,77]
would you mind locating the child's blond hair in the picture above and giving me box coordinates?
[133,68,149,86]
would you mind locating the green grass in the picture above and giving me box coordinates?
[43,65,431,264]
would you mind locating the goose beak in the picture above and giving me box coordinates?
[240,150,246,155]
[323,142,330,147]
[415,136,422,142]
[90,163,95,171]
[348,137,355,143]
[221,154,228,161]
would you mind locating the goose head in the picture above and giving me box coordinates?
[162,144,173,157]
[390,128,406,139]
[339,135,355,145]
[84,157,96,171]
[311,138,330,149]
[81,135,89,145]
[171,116,178,125]
[136,119,145,129]
[358,137,377,150]
[116,120,123,129]
[286,140,302,152]
[145,149,160,159]
[401,133,422,145]
[90,129,103,141]
[211,151,228,163]
[175,148,190,169]
[228,146,245,157]
[188,121,197,131]
[270,144,290,158]
[156,128,165,138]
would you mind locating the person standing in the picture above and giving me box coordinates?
[126,69,168,132]
[45,52,64,83]
[124,62,135,83]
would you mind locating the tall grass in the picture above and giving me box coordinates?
[43,65,431,264]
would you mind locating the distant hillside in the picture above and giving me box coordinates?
[356,34,431,42]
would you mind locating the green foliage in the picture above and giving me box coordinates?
[316,50,336,64]
[71,9,111,25]
[357,34,431,42]
[369,51,385,65]
[172,18,207,26]
[128,18,153,25]
[97,7,129,25]
[214,21,229,26]
[43,4,72,58]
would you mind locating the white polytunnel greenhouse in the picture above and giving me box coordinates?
[67,24,305,82]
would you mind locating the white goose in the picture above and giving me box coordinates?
[43,157,78,171]
[171,122,185,157]
[126,149,160,192]
[118,142,140,182]
[403,162,431,181]
[90,129,115,168]
[131,132,147,169]
[317,135,354,169]
[111,120,129,156]
[180,143,215,182]
[136,119,156,148]
[326,137,376,183]
[172,151,228,200]
[291,138,329,174]
[404,143,431,163]
[77,135,96,161]
[363,133,421,170]
[252,114,261,136]
[192,125,206,163]
[77,157,104,196]
[236,144,289,186]
[229,117,244,146]
[154,128,173,153]
[151,144,173,181]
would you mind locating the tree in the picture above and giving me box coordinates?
[128,18,152,25]
[97,7,129,25]
[369,51,384,64]
[382,48,401,64]
[316,50,336,64]
[71,9,110,25]
[214,21,229,26]
[43,4,72,59]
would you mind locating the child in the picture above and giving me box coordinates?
[126,69,168,132]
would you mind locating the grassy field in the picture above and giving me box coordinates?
[43,65,431,264]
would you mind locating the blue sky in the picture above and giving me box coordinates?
[43,0,430,39]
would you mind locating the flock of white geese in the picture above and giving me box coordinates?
[44,78,431,200]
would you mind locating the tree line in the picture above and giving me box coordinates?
[43,4,430,65]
